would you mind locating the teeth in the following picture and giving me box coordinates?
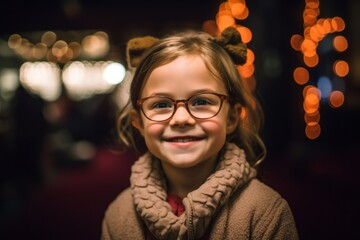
[170,138,197,142]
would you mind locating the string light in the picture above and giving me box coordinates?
[5,30,126,101]
[202,0,255,93]
[291,0,348,140]
[7,31,110,63]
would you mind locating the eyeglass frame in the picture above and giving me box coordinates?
[136,92,229,122]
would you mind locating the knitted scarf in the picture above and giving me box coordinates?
[130,142,257,240]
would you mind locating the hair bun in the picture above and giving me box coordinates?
[213,27,247,65]
[126,36,159,69]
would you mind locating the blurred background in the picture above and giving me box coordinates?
[0,0,359,239]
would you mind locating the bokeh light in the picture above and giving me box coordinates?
[291,0,347,139]
[293,67,310,85]
[305,122,321,139]
[19,62,61,101]
[333,60,349,77]
[329,90,345,108]
[333,35,348,52]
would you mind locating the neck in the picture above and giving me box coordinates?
[160,156,218,199]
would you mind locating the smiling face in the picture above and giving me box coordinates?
[133,55,239,170]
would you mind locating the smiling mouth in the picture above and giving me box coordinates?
[165,137,204,143]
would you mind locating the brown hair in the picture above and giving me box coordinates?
[117,28,266,166]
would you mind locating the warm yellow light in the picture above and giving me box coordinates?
[52,40,68,58]
[41,31,57,47]
[8,34,22,49]
[32,43,48,60]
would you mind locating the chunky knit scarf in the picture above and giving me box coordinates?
[130,143,257,240]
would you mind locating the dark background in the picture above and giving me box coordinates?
[1,0,359,239]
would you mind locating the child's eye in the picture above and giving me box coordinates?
[152,101,173,109]
[192,98,212,106]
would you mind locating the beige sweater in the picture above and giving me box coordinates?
[102,179,298,240]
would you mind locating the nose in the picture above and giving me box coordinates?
[169,103,196,126]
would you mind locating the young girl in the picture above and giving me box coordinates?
[102,27,298,240]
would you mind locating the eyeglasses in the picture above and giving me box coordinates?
[137,92,229,122]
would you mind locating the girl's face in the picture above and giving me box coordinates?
[133,55,239,169]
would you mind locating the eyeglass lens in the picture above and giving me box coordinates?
[140,93,225,121]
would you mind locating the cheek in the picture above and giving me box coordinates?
[143,122,164,141]
[201,119,227,139]
[208,111,229,140]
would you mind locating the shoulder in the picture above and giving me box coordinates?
[103,188,134,224]
[101,188,145,239]
[228,179,286,218]
[224,179,298,239]
[239,179,283,205]
[108,188,133,209]
[231,179,295,220]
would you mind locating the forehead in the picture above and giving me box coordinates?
[141,55,227,97]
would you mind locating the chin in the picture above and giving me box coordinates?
[165,155,207,169]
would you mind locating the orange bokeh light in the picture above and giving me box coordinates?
[216,13,235,32]
[304,14,317,27]
[290,34,304,51]
[305,122,321,140]
[291,0,347,139]
[246,48,255,64]
[333,35,348,52]
[331,17,346,32]
[304,111,320,124]
[293,67,309,85]
[333,60,349,77]
[238,63,255,79]
[236,26,252,43]
[236,6,249,20]
[329,90,345,108]
[202,20,219,36]
[303,85,320,98]
[304,93,320,114]
[305,0,320,9]
[231,3,246,19]
[303,54,319,67]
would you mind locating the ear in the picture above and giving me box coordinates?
[226,103,241,134]
[130,109,144,136]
